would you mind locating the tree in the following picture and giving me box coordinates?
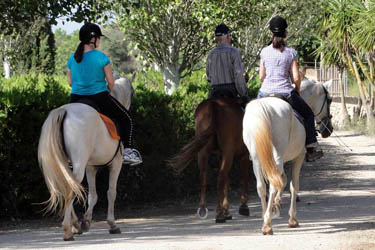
[54,29,79,75]
[317,0,375,128]
[117,0,214,94]
[0,0,113,77]
[115,0,326,94]
[101,24,140,75]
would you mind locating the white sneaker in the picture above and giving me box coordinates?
[123,148,143,166]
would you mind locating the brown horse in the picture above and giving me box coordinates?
[169,98,251,223]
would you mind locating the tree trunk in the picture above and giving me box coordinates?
[348,56,375,127]
[3,56,11,78]
[162,65,180,95]
[338,69,350,128]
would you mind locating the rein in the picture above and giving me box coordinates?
[314,86,332,124]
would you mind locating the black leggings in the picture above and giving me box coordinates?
[70,91,134,147]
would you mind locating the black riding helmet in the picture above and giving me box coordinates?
[79,23,104,47]
[269,16,288,37]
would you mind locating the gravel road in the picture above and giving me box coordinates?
[1,130,374,250]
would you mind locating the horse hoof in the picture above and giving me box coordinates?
[225,214,232,220]
[63,236,75,241]
[109,227,121,234]
[288,220,300,228]
[239,205,250,216]
[196,207,208,219]
[81,220,91,232]
[72,226,82,235]
[262,224,273,235]
[215,214,226,223]
[262,229,273,235]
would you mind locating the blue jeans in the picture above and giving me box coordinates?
[258,90,317,146]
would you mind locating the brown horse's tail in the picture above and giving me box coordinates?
[37,107,86,215]
[168,100,216,172]
[168,127,214,172]
[249,101,283,192]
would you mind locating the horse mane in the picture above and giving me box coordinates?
[111,73,136,110]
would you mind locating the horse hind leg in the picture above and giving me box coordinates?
[62,163,86,241]
[288,153,304,228]
[71,207,82,235]
[272,171,287,218]
[216,153,233,223]
[239,155,250,216]
[262,184,278,235]
[107,159,122,234]
[197,147,210,220]
[82,165,98,232]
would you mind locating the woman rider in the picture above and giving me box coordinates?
[258,16,323,162]
[67,23,142,165]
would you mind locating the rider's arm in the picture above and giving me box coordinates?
[67,68,72,87]
[104,64,115,91]
[291,60,301,93]
[259,59,266,83]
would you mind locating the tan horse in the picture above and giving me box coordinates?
[242,79,333,235]
[38,73,135,241]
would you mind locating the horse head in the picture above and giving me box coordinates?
[111,72,136,110]
[300,78,333,138]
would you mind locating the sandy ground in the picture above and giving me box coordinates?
[0,130,375,250]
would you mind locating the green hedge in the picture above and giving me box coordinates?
[0,71,259,219]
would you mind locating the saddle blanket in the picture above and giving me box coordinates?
[99,113,120,140]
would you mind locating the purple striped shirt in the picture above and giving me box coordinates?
[260,45,297,94]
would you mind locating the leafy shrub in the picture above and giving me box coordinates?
[0,75,70,219]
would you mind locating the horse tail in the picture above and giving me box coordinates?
[168,127,214,172]
[168,100,216,172]
[249,102,283,192]
[38,107,85,215]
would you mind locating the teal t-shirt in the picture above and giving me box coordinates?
[67,50,110,95]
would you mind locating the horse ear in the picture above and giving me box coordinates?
[323,79,332,89]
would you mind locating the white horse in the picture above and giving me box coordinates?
[38,73,136,241]
[242,78,333,235]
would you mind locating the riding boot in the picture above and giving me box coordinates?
[305,147,323,162]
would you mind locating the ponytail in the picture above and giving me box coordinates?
[74,42,85,63]
[272,34,286,52]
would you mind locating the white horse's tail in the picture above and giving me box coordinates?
[38,107,85,215]
[248,101,283,192]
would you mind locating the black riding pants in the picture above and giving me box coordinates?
[258,89,317,146]
[70,91,134,147]
[208,83,238,99]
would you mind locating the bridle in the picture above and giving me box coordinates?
[314,86,332,125]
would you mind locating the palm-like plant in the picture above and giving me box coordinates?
[317,0,374,126]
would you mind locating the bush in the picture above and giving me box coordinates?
[0,75,70,219]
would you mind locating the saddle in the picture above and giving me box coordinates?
[73,98,120,140]
[262,93,305,125]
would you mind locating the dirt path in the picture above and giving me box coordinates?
[1,130,375,250]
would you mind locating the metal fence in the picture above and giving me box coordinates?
[302,61,348,97]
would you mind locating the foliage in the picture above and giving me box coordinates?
[0,0,112,36]
[101,24,140,74]
[0,74,70,219]
[315,0,375,127]
[54,29,79,75]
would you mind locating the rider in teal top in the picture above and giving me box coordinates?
[67,23,142,166]
[67,50,110,95]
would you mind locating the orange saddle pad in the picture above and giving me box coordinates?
[99,113,120,140]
